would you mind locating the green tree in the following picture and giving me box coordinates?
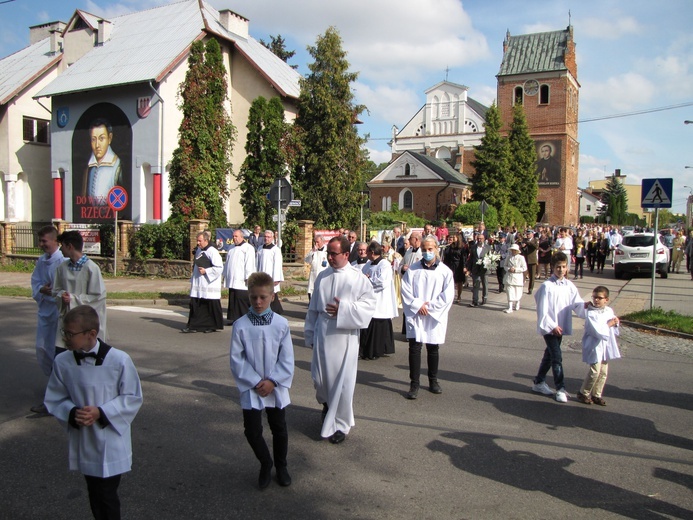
[604,176,628,226]
[453,200,499,230]
[169,39,236,229]
[470,103,511,225]
[292,27,367,229]
[260,34,298,69]
[508,103,539,224]
[237,96,288,229]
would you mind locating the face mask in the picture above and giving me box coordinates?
[422,251,435,262]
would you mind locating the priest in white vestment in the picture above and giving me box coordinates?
[256,230,284,314]
[305,235,328,300]
[305,236,376,444]
[223,229,256,324]
[401,236,454,400]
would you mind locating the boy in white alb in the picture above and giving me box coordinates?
[230,272,294,489]
[576,286,620,406]
[45,305,142,519]
[532,252,584,403]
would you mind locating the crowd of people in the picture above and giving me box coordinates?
[25,220,692,517]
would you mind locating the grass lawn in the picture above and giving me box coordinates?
[621,307,693,335]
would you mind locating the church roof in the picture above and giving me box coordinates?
[0,37,61,105]
[497,27,570,77]
[412,152,471,185]
[466,97,489,120]
[35,0,300,99]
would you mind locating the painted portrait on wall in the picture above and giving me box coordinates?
[72,102,132,222]
[535,140,561,187]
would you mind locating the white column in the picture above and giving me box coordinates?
[3,173,18,222]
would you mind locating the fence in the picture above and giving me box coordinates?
[10,222,52,254]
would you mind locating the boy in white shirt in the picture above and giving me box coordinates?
[532,252,584,403]
[576,286,620,406]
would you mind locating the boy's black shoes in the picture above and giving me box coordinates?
[259,464,273,489]
[276,467,292,487]
[406,383,419,400]
[328,431,346,444]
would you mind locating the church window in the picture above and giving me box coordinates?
[514,86,523,105]
[415,123,425,136]
[403,190,413,210]
[404,164,411,176]
[540,84,550,104]
[464,120,478,133]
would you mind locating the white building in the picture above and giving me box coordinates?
[0,0,300,226]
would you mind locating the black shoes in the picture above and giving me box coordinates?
[328,430,346,444]
[429,380,442,394]
[203,329,217,333]
[259,463,272,489]
[180,328,197,333]
[406,383,419,400]
[276,466,292,487]
[468,302,478,307]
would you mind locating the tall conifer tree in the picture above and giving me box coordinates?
[169,39,236,229]
[604,175,628,225]
[508,103,540,224]
[293,27,367,229]
[470,103,511,224]
[237,96,288,229]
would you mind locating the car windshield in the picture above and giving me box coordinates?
[623,236,655,247]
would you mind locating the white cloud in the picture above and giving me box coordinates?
[216,0,490,83]
[581,73,656,113]
[83,0,168,19]
[364,146,391,165]
[354,82,421,127]
[37,11,50,23]
[580,16,640,40]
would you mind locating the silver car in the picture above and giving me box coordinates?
[614,233,669,279]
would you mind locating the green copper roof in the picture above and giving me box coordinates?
[498,28,570,77]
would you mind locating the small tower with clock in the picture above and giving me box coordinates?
[496,25,580,225]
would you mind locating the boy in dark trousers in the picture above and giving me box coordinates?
[45,305,143,519]
[230,272,295,489]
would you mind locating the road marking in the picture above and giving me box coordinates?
[110,306,187,317]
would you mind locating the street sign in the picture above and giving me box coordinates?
[641,178,672,209]
[288,199,301,207]
[272,213,287,223]
[107,186,128,212]
[269,178,293,210]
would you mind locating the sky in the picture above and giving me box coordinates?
[2,0,693,214]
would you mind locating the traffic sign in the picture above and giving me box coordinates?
[288,199,301,207]
[641,178,672,209]
[272,213,286,222]
[269,178,293,210]
[107,186,128,212]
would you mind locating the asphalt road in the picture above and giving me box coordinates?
[1,279,692,519]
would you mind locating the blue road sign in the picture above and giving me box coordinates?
[641,178,672,209]
[107,186,128,212]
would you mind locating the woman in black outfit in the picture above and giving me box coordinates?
[443,233,467,303]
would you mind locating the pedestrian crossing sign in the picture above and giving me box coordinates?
[641,178,672,209]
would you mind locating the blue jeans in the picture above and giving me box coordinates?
[534,334,564,390]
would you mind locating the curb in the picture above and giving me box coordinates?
[620,320,693,341]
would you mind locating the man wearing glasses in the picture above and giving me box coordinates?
[305,236,376,445]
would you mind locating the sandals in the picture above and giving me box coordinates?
[591,396,607,406]
[576,393,592,405]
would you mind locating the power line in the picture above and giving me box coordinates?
[0,0,18,5]
[365,100,693,140]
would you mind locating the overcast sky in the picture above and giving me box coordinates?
[2,0,692,213]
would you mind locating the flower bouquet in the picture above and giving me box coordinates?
[478,251,501,271]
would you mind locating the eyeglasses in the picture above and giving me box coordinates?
[61,329,92,340]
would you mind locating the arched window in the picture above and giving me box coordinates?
[404,164,411,176]
[436,147,451,160]
[540,84,550,104]
[403,190,413,210]
[514,86,523,105]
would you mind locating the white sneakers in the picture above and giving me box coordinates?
[555,389,568,403]
[531,382,554,395]
[532,382,568,402]
[504,308,513,313]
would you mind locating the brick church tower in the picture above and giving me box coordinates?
[497,26,580,225]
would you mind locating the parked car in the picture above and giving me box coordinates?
[621,225,635,235]
[613,233,669,279]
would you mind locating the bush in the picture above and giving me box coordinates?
[580,216,595,224]
[130,221,188,260]
[368,204,428,230]
[506,204,528,229]
[454,201,499,229]
[98,223,115,257]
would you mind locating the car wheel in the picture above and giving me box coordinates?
[614,266,623,279]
